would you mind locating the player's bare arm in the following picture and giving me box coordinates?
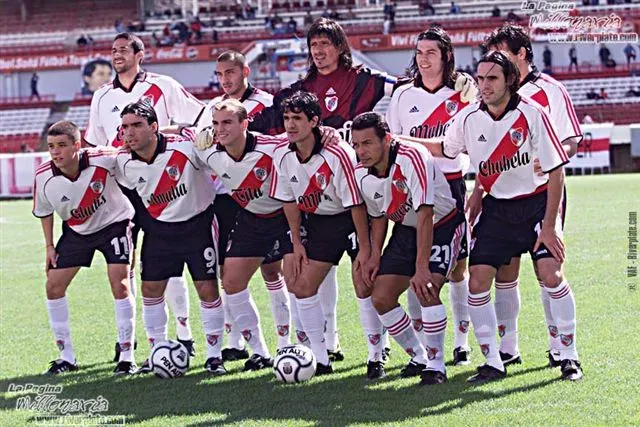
[283,201,308,281]
[534,167,565,263]
[350,204,372,288]
[411,205,435,303]
[40,215,57,271]
[364,216,387,285]
[394,134,444,157]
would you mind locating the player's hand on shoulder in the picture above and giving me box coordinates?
[319,126,340,147]
[45,245,58,273]
[195,126,215,150]
[455,73,479,104]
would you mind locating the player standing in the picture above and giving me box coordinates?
[270,91,377,376]
[427,51,582,382]
[196,51,291,361]
[353,112,466,385]
[114,101,226,375]
[85,33,206,360]
[477,25,583,367]
[34,121,137,375]
[386,27,475,367]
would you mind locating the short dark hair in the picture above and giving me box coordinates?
[120,100,158,125]
[352,112,389,140]
[407,26,457,88]
[281,91,322,123]
[216,50,246,68]
[82,58,112,77]
[114,32,145,54]
[306,18,352,79]
[485,25,534,64]
[47,120,81,143]
[478,50,521,96]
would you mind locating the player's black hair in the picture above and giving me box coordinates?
[306,18,353,79]
[352,112,390,140]
[478,51,521,96]
[407,26,457,88]
[281,91,322,124]
[114,32,145,54]
[121,100,158,125]
[47,120,81,143]
[216,50,246,68]
[485,24,534,64]
[82,58,112,77]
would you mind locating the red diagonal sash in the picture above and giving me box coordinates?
[112,84,164,147]
[299,161,332,213]
[422,92,465,127]
[146,151,189,219]
[67,168,109,226]
[231,154,272,208]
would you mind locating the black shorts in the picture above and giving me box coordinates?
[447,176,469,261]
[378,210,466,278]
[469,190,559,269]
[52,220,132,269]
[214,194,241,266]
[284,211,358,265]
[140,205,218,282]
[225,209,291,264]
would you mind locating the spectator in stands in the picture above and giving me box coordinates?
[20,143,34,153]
[449,2,461,14]
[304,11,314,30]
[569,45,578,72]
[287,17,298,34]
[492,6,501,17]
[625,86,639,97]
[345,7,356,20]
[322,8,331,19]
[383,0,396,21]
[542,45,552,73]
[115,18,125,33]
[624,44,637,65]
[212,29,219,44]
[419,0,435,16]
[77,34,88,47]
[471,56,478,70]
[244,3,256,19]
[161,24,174,46]
[191,16,203,43]
[586,88,597,100]
[208,70,220,91]
[81,58,113,96]
[598,88,608,100]
[30,72,40,101]
[506,10,521,22]
[329,9,340,20]
[383,18,392,35]
[599,45,613,67]
[582,114,594,124]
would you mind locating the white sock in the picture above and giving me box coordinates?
[265,277,291,349]
[289,292,309,346]
[449,277,470,349]
[357,297,385,362]
[200,298,224,360]
[468,291,504,371]
[319,266,339,351]
[296,294,329,365]
[422,304,447,373]
[546,281,578,361]
[46,297,75,364]
[539,281,560,354]
[129,268,137,298]
[406,288,426,346]
[227,289,270,358]
[495,280,520,355]
[221,288,244,350]
[165,275,192,340]
[114,296,136,362]
[142,296,168,349]
[379,306,427,365]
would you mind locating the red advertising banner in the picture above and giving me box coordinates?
[0,44,241,73]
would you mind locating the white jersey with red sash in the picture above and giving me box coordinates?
[196,85,274,133]
[196,132,285,215]
[356,141,456,227]
[85,71,205,147]
[33,148,134,234]
[115,132,214,222]
[387,80,469,177]
[271,134,362,215]
[443,94,569,199]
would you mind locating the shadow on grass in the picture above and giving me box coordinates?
[0,359,558,425]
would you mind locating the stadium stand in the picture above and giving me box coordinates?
[0,107,50,152]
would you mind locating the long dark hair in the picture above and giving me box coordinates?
[407,26,457,88]
[485,24,534,64]
[306,18,352,79]
[478,51,521,96]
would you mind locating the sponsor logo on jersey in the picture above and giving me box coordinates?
[478,134,487,142]
[111,106,120,113]
[165,165,181,181]
[480,344,490,357]
[290,176,298,183]
[232,187,263,204]
[478,150,531,177]
[222,173,231,179]
[326,87,336,96]
[409,106,420,113]
[410,121,450,139]
[253,167,268,181]
[70,195,106,220]
[374,192,383,199]
[445,100,459,116]
[90,180,104,194]
[325,95,338,112]
[60,195,70,202]
[138,176,146,183]
[147,183,188,206]
[510,127,525,147]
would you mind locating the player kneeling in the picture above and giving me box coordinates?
[34,121,137,376]
[352,113,466,385]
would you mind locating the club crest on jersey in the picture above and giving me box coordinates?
[445,100,459,116]
[90,180,104,194]
[165,165,181,181]
[253,167,268,181]
[139,95,155,106]
[393,178,408,194]
[510,127,525,147]
[325,95,338,112]
[480,344,490,357]
[315,172,329,190]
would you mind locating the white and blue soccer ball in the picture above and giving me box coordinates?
[150,340,190,379]
[273,344,317,383]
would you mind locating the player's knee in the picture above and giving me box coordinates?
[293,277,315,299]
[45,278,66,299]
[194,280,218,301]
[371,290,395,315]
[468,276,490,295]
[221,274,247,294]
[260,263,282,282]
[538,269,563,288]
[449,261,467,282]
[141,281,163,298]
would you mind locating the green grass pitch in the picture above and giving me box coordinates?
[0,174,638,426]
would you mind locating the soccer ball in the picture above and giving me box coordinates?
[150,340,190,378]
[273,344,317,383]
